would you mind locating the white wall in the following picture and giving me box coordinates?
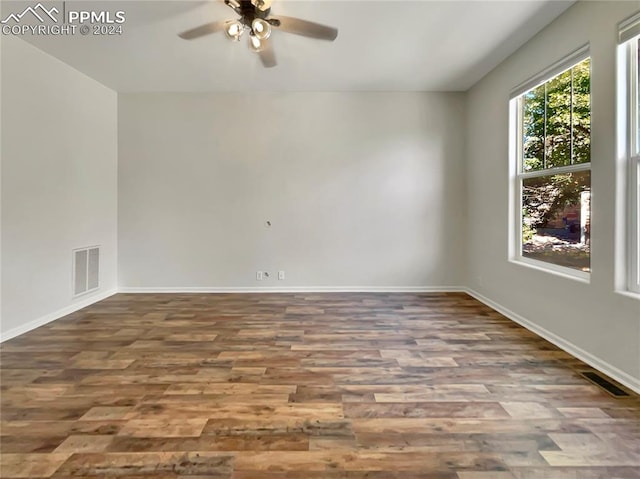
[118,92,466,289]
[466,1,640,386]
[1,37,118,338]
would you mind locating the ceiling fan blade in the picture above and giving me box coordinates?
[178,20,226,40]
[258,38,277,68]
[272,15,338,41]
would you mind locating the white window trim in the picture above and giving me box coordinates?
[510,45,589,100]
[619,11,640,44]
[619,26,640,294]
[509,49,591,282]
[630,152,640,293]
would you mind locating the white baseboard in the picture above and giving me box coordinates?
[118,286,467,293]
[0,288,118,343]
[465,287,640,395]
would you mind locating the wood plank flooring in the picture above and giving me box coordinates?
[1,292,638,478]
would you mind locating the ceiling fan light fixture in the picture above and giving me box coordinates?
[224,20,244,41]
[251,18,271,40]
[248,33,263,52]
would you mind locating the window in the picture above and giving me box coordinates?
[619,13,640,293]
[511,51,591,277]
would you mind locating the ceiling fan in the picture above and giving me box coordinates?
[178,0,338,68]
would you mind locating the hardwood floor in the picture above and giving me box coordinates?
[1,292,638,478]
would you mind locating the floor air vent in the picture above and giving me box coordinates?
[580,371,629,397]
[73,246,99,296]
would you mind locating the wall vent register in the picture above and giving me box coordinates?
[73,246,99,296]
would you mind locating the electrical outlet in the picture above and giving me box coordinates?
[278,270,285,280]
[256,271,263,281]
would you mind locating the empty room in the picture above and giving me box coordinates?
[1,0,639,477]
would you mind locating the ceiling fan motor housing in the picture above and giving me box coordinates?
[239,0,270,26]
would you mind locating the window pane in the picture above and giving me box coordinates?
[522,170,590,272]
[572,58,591,164]
[546,69,572,168]
[522,58,591,172]
[523,85,545,171]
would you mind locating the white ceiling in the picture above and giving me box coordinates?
[5,0,575,91]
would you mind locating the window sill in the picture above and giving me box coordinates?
[509,256,591,284]
[615,289,640,301]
